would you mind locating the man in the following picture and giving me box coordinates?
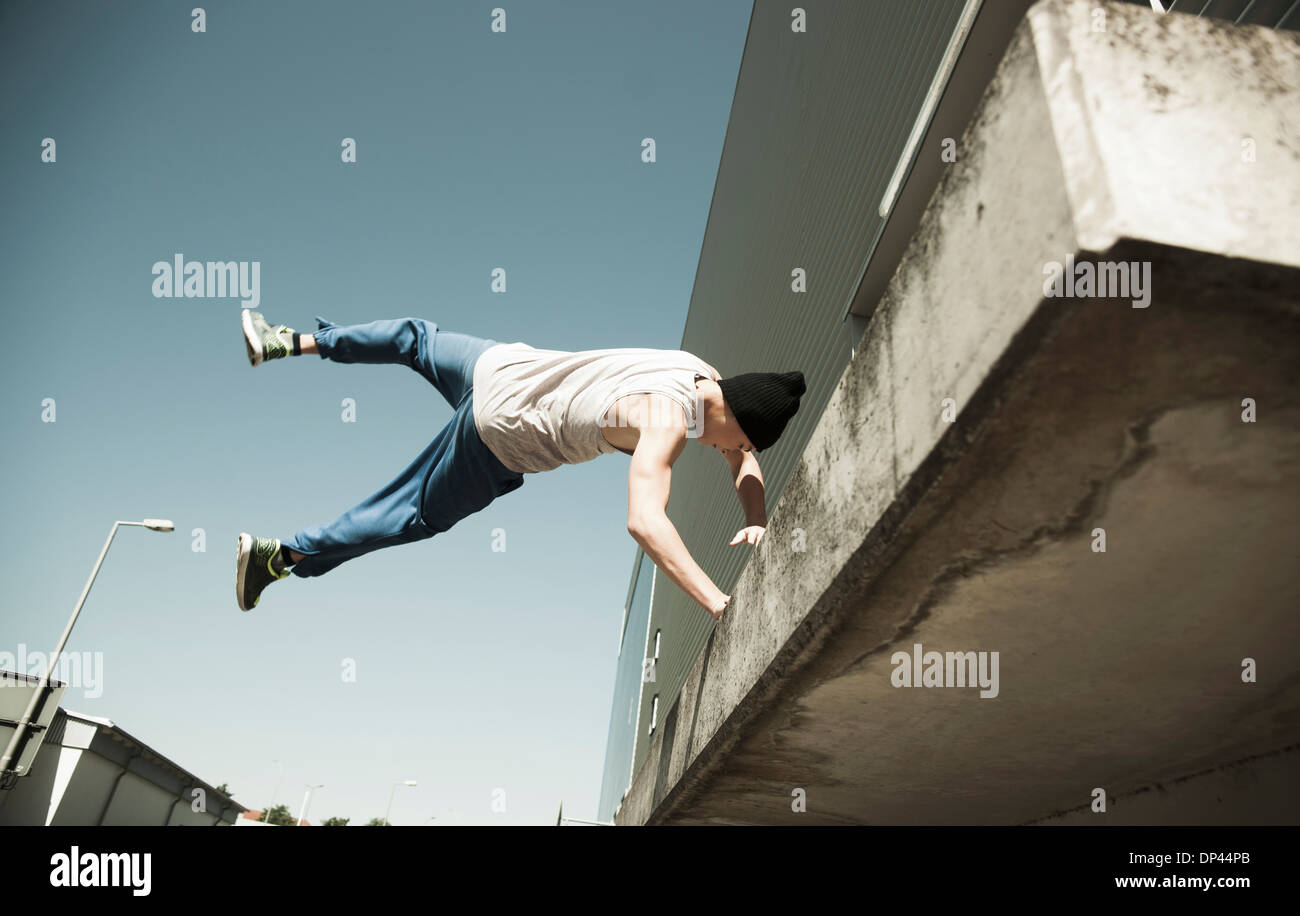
[235,310,805,619]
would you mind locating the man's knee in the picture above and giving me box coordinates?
[409,513,441,540]
[402,318,440,375]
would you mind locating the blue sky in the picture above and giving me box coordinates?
[0,0,752,825]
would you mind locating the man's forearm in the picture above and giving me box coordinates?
[737,473,766,527]
[735,456,767,527]
[629,511,724,611]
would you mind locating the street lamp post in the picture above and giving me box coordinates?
[384,780,417,826]
[297,784,324,826]
[264,759,284,824]
[0,519,174,779]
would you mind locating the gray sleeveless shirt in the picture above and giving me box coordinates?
[472,342,722,474]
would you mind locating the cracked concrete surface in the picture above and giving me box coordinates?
[650,280,1300,825]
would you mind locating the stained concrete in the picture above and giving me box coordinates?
[616,0,1300,825]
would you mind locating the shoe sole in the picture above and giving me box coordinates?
[242,309,263,367]
[236,532,254,611]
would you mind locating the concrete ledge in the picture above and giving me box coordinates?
[616,0,1300,825]
[1029,0,1300,262]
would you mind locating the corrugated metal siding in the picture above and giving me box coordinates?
[631,0,969,779]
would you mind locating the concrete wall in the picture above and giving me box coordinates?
[616,0,1299,825]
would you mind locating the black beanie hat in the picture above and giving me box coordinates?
[716,371,806,451]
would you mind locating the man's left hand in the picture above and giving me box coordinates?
[729,526,765,547]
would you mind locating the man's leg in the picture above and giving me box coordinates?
[310,315,500,410]
[279,418,453,578]
[418,391,526,536]
[282,319,455,563]
[245,313,507,581]
[282,392,522,577]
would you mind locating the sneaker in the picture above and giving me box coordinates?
[242,310,297,367]
[236,533,291,611]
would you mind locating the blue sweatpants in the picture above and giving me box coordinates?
[281,316,524,578]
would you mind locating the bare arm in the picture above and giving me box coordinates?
[626,396,729,617]
[723,448,767,529]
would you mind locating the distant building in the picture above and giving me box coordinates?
[0,704,245,826]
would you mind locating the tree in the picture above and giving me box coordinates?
[214,783,231,796]
[257,804,296,826]
[321,816,350,826]
[365,817,391,826]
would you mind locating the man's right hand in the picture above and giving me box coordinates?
[707,594,731,621]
